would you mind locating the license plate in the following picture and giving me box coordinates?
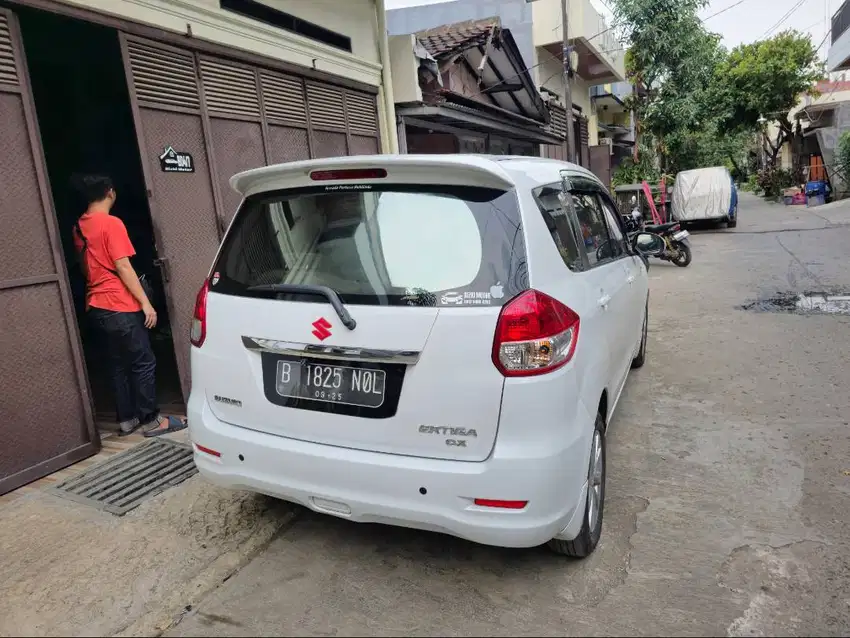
[275,360,386,408]
[673,230,689,240]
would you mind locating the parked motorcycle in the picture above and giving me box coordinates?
[643,220,692,267]
[622,197,692,267]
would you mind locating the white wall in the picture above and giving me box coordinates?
[388,35,422,103]
[530,0,624,80]
[57,0,383,86]
[256,0,380,64]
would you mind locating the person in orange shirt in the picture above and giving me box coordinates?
[71,174,186,438]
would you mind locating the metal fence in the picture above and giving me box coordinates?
[833,0,850,45]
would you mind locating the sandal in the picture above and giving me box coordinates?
[142,415,188,438]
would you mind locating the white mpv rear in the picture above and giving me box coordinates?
[188,155,653,557]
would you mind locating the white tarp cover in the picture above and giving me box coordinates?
[671,166,732,221]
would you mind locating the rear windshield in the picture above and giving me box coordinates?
[211,184,528,308]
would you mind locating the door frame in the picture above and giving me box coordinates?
[0,7,99,495]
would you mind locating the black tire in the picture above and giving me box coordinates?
[727,217,737,228]
[672,242,692,267]
[632,303,648,369]
[548,412,606,558]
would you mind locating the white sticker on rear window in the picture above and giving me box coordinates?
[438,290,494,306]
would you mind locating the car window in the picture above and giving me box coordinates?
[597,194,627,258]
[532,184,583,271]
[571,191,614,267]
[213,184,529,307]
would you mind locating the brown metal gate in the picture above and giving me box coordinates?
[120,35,222,399]
[119,34,380,399]
[0,9,98,495]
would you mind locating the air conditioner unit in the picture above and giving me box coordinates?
[600,137,613,154]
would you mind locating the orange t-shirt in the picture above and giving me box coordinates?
[73,213,142,313]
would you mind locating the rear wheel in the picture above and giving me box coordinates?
[672,242,692,267]
[727,217,737,228]
[548,413,606,558]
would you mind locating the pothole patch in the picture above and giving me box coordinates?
[739,292,850,315]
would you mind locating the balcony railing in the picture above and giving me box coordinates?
[833,0,850,45]
[590,82,632,102]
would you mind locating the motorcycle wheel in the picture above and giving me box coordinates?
[673,242,692,267]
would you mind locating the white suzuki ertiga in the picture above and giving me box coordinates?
[188,155,663,557]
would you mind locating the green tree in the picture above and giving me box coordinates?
[712,30,822,167]
[612,0,722,171]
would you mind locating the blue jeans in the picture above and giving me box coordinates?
[89,308,160,426]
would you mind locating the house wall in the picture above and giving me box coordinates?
[389,34,422,103]
[54,0,383,85]
[530,0,624,80]
[534,48,598,146]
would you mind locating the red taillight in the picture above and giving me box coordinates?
[474,499,528,509]
[309,168,387,181]
[195,443,220,458]
[190,280,209,348]
[492,289,580,377]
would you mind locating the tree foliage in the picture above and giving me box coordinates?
[611,0,823,178]
[613,0,720,170]
[711,31,822,166]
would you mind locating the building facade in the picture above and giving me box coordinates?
[387,0,626,180]
[0,0,395,495]
[530,0,625,172]
[389,18,562,155]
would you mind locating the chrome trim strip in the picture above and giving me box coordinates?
[241,336,420,365]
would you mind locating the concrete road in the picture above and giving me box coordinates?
[168,193,850,637]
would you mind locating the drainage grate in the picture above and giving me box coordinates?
[48,438,197,515]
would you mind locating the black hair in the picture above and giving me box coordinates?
[70,173,113,251]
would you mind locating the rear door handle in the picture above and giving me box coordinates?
[598,294,611,309]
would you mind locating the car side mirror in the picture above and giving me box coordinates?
[632,232,665,256]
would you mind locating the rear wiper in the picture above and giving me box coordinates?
[246,283,357,330]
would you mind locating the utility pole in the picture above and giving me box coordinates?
[561,0,576,163]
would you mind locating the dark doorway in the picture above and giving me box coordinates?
[10,4,184,427]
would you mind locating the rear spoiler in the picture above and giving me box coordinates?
[230,155,516,197]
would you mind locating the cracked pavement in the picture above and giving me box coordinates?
[167,193,850,637]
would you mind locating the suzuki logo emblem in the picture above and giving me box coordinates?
[311,317,332,341]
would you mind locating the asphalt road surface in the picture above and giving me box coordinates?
[168,193,850,637]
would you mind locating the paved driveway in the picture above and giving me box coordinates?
[168,193,850,637]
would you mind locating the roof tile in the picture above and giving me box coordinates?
[416,17,500,59]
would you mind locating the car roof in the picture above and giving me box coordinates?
[230,154,603,197]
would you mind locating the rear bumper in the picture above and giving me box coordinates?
[187,396,588,549]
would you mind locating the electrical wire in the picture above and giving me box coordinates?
[763,0,808,38]
[702,0,751,21]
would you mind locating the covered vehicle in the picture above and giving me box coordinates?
[670,166,738,228]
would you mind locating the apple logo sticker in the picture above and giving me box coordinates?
[489,281,504,300]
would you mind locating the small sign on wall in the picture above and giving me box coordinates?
[159,146,194,173]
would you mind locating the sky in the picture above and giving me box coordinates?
[384,0,836,58]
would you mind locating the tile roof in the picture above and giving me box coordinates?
[416,17,500,59]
